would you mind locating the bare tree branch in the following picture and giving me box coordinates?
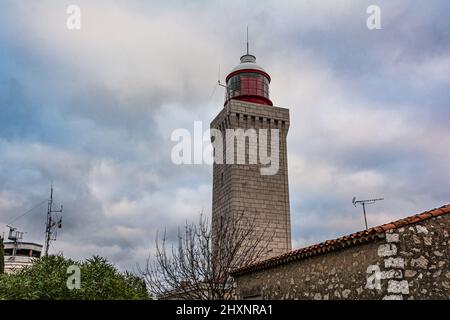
[139,211,274,300]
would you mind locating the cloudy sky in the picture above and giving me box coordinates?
[1,0,449,271]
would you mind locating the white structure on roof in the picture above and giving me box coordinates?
[2,226,42,274]
[3,241,42,274]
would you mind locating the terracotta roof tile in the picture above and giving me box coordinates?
[381,223,396,231]
[417,213,429,221]
[230,203,450,277]
[430,209,444,216]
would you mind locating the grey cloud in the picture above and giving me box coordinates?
[0,0,449,270]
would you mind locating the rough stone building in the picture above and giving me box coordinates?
[231,204,450,300]
[211,52,291,259]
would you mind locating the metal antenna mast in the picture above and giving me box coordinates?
[246,26,249,55]
[44,185,63,257]
[352,197,384,230]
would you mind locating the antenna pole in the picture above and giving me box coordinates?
[246,26,249,55]
[362,202,368,230]
[44,185,63,257]
[44,185,52,257]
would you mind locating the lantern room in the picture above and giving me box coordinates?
[225,53,273,106]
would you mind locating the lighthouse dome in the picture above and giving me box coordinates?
[230,54,268,74]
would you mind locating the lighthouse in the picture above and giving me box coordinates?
[211,46,292,261]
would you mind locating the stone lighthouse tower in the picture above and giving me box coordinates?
[211,47,292,260]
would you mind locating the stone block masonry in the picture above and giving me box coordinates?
[231,205,450,300]
[211,100,292,260]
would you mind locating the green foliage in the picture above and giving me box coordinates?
[0,255,150,300]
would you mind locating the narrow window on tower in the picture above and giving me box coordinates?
[221,172,224,186]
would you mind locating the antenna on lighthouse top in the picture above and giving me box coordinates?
[240,26,257,64]
[246,26,249,55]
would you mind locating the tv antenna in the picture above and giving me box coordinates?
[352,197,384,230]
[44,185,63,257]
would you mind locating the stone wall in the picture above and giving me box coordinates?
[210,100,292,260]
[233,214,450,300]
